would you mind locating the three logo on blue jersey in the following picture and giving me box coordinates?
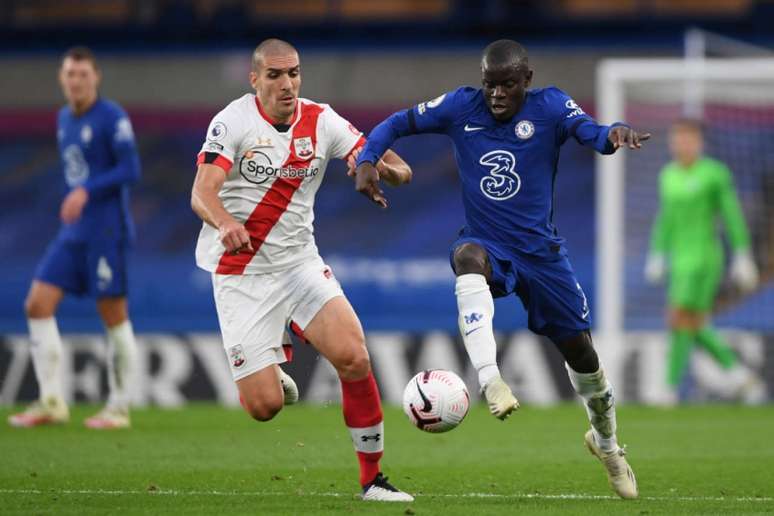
[63,145,90,187]
[479,150,522,201]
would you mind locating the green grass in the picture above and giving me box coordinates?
[1,403,773,515]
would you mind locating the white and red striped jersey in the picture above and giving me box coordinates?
[195,94,364,274]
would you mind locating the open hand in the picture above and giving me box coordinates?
[609,126,650,150]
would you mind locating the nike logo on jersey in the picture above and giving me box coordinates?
[464,124,485,132]
[465,327,483,336]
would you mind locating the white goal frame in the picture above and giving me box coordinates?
[594,58,774,340]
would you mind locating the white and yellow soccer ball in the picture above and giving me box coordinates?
[402,369,470,433]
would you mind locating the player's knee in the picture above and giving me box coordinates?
[554,331,599,373]
[243,396,283,422]
[24,294,54,319]
[97,298,128,327]
[349,352,371,379]
[453,243,489,276]
[250,406,281,422]
[335,345,371,381]
[669,309,703,331]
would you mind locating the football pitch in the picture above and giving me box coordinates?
[1,403,772,515]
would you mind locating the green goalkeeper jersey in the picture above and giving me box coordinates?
[649,157,750,273]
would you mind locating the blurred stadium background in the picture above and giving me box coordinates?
[1,0,773,408]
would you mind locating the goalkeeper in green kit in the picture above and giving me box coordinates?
[645,119,765,402]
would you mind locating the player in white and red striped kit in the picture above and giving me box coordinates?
[190,39,413,502]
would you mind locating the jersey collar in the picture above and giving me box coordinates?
[254,96,300,128]
[67,95,101,119]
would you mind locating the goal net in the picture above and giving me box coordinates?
[594,59,774,402]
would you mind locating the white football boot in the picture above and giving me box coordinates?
[738,375,767,405]
[8,397,70,428]
[361,473,414,502]
[584,430,638,499]
[84,406,131,429]
[482,376,519,420]
[278,367,299,405]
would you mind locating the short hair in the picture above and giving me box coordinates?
[481,39,529,71]
[251,38,298,71]
[62,46,98,69]
[672,118,704,134]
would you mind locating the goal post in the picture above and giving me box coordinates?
[595,57,774,341]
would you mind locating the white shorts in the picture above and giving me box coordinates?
[212,256,344,381]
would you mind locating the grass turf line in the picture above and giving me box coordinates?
[1,403,772,515]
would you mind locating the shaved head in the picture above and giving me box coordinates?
[249,38,301,125]
[252,38,298,71]
[481,39,529,72]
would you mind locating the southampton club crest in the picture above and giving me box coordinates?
[293,137,314,159]
[229,345,245,369]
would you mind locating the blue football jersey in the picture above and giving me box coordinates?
[56,98,140,242]
[358,86,622,258]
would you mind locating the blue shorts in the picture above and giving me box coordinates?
[34,237,128,298]
[450,235,590,342]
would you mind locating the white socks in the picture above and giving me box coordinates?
[105,320,138,411]
[566,364,618,452]
[28,316,137,410]
[456,274,499,388]
[28,317,65,403]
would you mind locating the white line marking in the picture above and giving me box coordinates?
[0,489,771,503]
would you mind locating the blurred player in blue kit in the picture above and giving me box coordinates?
[355,40,649,499]
[8,47,141,430]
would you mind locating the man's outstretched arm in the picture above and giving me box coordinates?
[355,110,417,168]
[570,119,650,155]
[355,91,456,206]
[348,147,412,187]
[553,89,649,154]
[354,110,422,207]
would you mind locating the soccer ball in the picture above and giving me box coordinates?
[402,369,470,433]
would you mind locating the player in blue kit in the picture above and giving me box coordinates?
[355,40,648,499]
[8,47,141,430]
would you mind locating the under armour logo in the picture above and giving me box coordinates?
[361,433,381,442]
[464,313,483,325]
